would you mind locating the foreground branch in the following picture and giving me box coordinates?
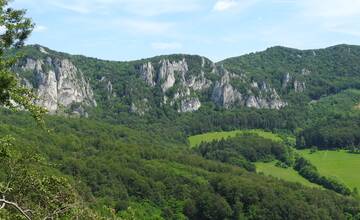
[0,197,31,220]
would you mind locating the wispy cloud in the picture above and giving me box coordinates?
[51,1,92,14]
[213,0,238,11]
[118,20,174,35]
[30,0,202,16]
[298,0,360,18]
[213,0,261,13]
[151,42,183,50]
[295,0,360,37]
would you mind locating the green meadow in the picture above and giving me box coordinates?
[188,129,283,148]
[188,130,317,187]
[255,161,318,188]
[299,150,360,190]
[188,130,360,191]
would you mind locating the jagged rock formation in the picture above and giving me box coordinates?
[15,52,96,115]
[130,99,149,116]
[15,44,350,116]
[294,80,306,93]
[138,57,210,112]
[211,70,243,108]
[178,98,201,113]
[140,62,156,87]
[282,73,307,93]
[136,57,288,112]
[211,69,286,109]
[282,73,291,89]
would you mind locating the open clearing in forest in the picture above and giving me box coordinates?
[188,130,360,189]
[255,161,319,188]
[188,130,317,187]
[188,129,283,148]
[299,150,360,190]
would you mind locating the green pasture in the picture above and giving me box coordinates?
[188,129,283,148]
[299,150,360,190]
[256,161,318,187]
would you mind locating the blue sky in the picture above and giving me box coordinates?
[11,0,360,62]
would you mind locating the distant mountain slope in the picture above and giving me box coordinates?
[220,44,360,100]
[12,44,360,117]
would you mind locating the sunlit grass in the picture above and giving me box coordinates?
[188,129,283,148]
[299,149,360,190]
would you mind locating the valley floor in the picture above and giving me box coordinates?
[299,150,360,190]
[255,161,319,188]
[189,129,360,191]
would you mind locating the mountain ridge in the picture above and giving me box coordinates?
[12,43,360,117]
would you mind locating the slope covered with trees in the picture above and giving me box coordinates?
[1,110,360,219]
[2,1,360,219]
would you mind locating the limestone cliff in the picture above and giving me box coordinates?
[138,57,211,113]
[137,56,288,112]
[15,47,96,115]
[13,45,316,117]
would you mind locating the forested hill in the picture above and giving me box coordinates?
[220,44,360,100]
[12,44,360,119]
[3,44,360,219]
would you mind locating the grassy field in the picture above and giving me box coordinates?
[188,129,283,148]
[299,150,360,190]
[256,161,318,188]
[188,130,324,188]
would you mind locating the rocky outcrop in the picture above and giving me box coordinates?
[212,69,286,109]
[14,46,298,117]
[138,57,212,113]
[140,62,156,87]
[130,99,149,116]
[294,80,306,93]
[99,76,116,99]
[186,71,212,91]
[301,68,311,76]
[245,86,286,109]
[158,58,188,92]
[212,70,243,108]
[178,97,201,113]
[18,57,96,115]
[138,58,289,112]
[282,73,291,88]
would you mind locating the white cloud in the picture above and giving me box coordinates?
[213,0,238,11]
[213,0,260,13]
[35,0,201,16]
[119,20,174,35]
[298,0,360,18]
[119,0,201,16]
[50,1,92,14]
[151,42,183,50]
[34,25,48,33]
[295,0,360,37]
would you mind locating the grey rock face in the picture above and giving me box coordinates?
[186,71,212,91]
[212,70,243,108]
[244,88,286,110]
[178,97,201,113]
[246,96,260,108]
[301,68,311,76]
[158,58,188,92]
[294,80,306,93]
[140,62,156,87]
[212,82,243,108]
[282,73,291,88]
[211,70,286,110]
[131,99,149,116]
[138,57,213,113]
[19,57,96,115]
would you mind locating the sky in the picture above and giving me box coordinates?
[11,0,360,62]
